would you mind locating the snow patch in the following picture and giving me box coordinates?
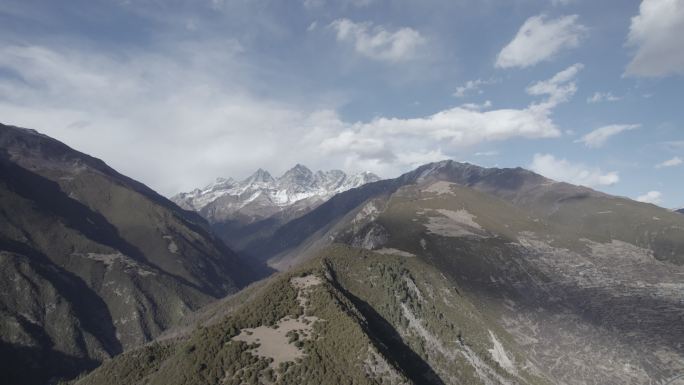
[375,248,416,257]
[488,330,516,374]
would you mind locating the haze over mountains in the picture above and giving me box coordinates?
[3,124,684,385]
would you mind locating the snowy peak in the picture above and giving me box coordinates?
[278,164,315,190]
[171,165,381,217]
[245,168,275,185]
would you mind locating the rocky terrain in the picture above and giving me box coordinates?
[171,165,379,252]
[228,160,684,383]
[76,245,553,385]
[0,123,258,385]
[3,125,683,385]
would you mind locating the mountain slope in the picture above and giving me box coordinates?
[0,123,257,385]
[76,245,552,385]
[255,160,684,268]
[369,179,684,383]
[171,165,380,251]
[71,160,684,384]
[235,160,684,383]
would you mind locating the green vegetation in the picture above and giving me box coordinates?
[75,244,552,385]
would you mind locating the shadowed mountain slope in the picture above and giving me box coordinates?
[250,160,684,268]
[0,123,258,385]
[231,160,684,383]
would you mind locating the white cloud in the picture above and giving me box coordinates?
[626,0,684,77]
[656,156,683,168]
[319,64,582,172]
[496,14,587,69]
[0,43,350,195]
[474,150,498,157]
[329,19,425,62]
[576,124,640,148]
[636,190,663,204]
[525,63,583,108]
[453,78,496,98]
[587,92,621,103]
[530,154,620,187]
[459,100,492,110]
[0,45,581,196]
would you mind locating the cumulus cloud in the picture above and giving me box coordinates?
[636,190,663,204]
[530,153,620,187]
[453,78,496,98]
[525,63,584,109]
[626,0,684,77]
[0,43,349,195]
[576,124,640,148]
[329,19,425,62]
[319,64,582,170]
[496,14,587,69]
[656,156,683,168]
[587,92,621,103]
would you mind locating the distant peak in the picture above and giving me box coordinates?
[287,164,313,174]
[279,164,314,182]
[215,177,235,184]
[352,171,381,182]
[246,168,274,183]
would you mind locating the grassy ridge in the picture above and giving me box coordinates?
[76,245,552,385]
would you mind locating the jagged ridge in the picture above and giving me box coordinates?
[171,164,380,222]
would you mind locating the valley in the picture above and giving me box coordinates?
[2,125,683,385]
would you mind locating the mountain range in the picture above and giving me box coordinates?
[3,123,684,385]
[171,165,380,255]
[78,158,684,385]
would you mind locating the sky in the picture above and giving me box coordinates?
[0,0,682,208]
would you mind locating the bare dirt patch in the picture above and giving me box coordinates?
[290,275,323,289]
[232,315,318,368]
[423,208,484,238]
[422,181,457,195]
[232,274,325,369]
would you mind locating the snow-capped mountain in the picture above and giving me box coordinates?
[172,164,381,224]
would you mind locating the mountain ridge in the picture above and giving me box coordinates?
[172,164,380,218]
[171,164,381,253]
[246,159,684,269]
[4,125,684,385]
[0,123,259,385]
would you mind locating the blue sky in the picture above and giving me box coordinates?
[0,0,682,208]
